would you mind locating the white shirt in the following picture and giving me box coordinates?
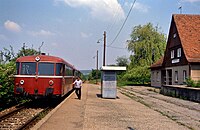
[73,79,82,88]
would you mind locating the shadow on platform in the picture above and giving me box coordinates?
[96,94,120,99]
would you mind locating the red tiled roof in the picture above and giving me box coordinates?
[174,14,200,63]
[150,57,163,68]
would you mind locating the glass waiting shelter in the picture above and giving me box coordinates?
[101,66,126,99]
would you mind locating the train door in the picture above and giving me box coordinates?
[62,64,65,95]
[34,62,39,96]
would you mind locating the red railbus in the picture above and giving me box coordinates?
[14,55,80,98]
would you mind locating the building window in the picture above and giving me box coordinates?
[171,50,174,59]
[156,71,159,82]
[175,71,178,82]
[152,72,154,82]
[173,33,177,38]
[183,70,187,82]
[177,48,181,57]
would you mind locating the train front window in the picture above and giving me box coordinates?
[16,62,20,75]
[21,62,36,75]
[56,63,63,76]
[38,63,54,75]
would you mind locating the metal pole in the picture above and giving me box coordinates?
[103,31,106,66]
[96,50,98,84]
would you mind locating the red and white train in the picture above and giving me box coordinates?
[14,55,80,98]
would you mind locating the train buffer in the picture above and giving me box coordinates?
[32,83,188,130]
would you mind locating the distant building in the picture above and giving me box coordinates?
[150,14,200,87]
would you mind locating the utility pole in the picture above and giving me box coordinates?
[96,50,98,84]
[103,31,106,66]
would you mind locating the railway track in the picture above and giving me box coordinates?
[119,86,200,130]
[0,90,74,130]
[0,104,47,130]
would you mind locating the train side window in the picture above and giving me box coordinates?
[38,63,54,75]
[56,63,63,76]
[65,65,73,76]
[21,62,36,75]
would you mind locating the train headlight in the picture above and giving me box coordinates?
[20,80,24,85]
[49,80,54,86]
[35,56,40,62]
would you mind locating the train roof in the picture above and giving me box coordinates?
[16,55,77,70]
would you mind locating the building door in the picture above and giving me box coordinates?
[167,69,172,85]
[161,70,166,85]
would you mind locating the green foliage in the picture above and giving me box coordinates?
[196,80,200,88]
[16,43,39,58]
[0,44,39,110]
[186,78,200,88]
[1,43,39,63]
[119,23,166,85]
[186,78,195,87]
[122,66,150,84]
[88,69,101,80]
[1,46,16,63]
[0,61,16,109]
[128,23,166,67]
[116,56,128,67]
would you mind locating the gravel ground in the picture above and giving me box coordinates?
[83,84,191,130]
[35,84,199,130]
[119,86,200,130]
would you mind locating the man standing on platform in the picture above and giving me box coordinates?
[73,76,82,100]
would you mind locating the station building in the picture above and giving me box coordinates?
[150,14,200,87]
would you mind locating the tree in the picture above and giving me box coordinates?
[0,43,39,63]
[127,23,166,67]
[88,69,101,80]
[123,23,166,84]
[116,56,128,67]
[0,44,39,110]
[16,43,39,58]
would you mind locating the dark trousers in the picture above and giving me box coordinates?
[75,88,81,99]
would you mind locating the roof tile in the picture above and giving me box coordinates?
[174,14,200,63]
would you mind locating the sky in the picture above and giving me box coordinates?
[0,0,199,70]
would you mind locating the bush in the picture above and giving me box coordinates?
[0,61,16,110]
[186,78,200,88]
[186,78,195,87]
[196,80,200,88]
[122,66,150,84]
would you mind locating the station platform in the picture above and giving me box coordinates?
[32,83,187,130]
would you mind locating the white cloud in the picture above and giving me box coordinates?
[80,32,92,38]
[59,0,125,22]
[125,2,150,13]
[182,0,200,2]
[30,30,55,37]
[4,20,21,32]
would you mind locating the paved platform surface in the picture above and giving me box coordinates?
[32,83,189,130]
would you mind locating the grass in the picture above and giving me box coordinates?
[117,80,150,87]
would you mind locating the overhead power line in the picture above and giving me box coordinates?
[107,45,126,50]
[106,0,126,34]
[108,0,136,47]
